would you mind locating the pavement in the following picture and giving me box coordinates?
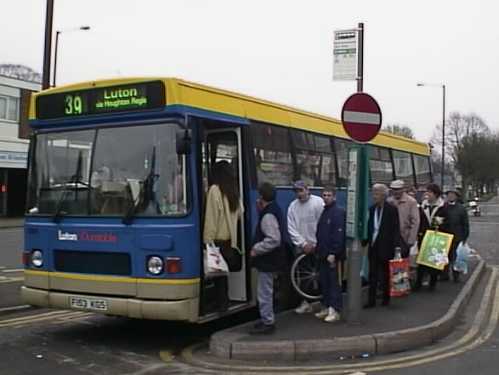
[0,217,23,229]
[209,258,485,362]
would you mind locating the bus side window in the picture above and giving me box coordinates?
[393,150,416,187]
[333,138,353,188]
[414,154,432,188]
[369,146,394,185]
[250,122,293,187]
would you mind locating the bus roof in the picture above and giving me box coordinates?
[30,77,430,156]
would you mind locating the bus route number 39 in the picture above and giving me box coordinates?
[64,94,84,115]
[69,296,108,311]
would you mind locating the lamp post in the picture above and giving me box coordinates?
[53,26,91,87]
[42,0,54,89]
[417,83,446,189]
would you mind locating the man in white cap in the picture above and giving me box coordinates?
[388,180,420,257]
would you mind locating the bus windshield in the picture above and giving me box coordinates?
[28,123,188,217]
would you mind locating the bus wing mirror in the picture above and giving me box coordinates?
[176,129,192,155]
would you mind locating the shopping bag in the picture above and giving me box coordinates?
[416,230,454,271]
[389,258,411,297]
[204,242,229,275]
[453,242,471,275]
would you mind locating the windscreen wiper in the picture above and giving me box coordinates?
[122,147,159,225]
[53,151,87,223]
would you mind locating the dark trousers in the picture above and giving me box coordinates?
[416,265,439,288]
[368,255,390,304]
[319,261,342,311]
[443,239,460,278]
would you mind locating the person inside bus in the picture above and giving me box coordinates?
[287,180,324,314]
[203,160,242,273]
[250,182,284,334]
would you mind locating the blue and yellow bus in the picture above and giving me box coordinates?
[22,78,432,322]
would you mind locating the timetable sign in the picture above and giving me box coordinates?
[36,81,165,120]
[333,29,358,81]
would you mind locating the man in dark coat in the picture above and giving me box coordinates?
[314,185,346,323]
[250,182,284,334]
[442,188,470,282]
[363,183,401,307]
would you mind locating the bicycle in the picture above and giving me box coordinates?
[290,253,322,300]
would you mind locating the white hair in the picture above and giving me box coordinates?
[372,183,388,195]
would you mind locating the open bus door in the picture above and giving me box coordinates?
[199,126,252,318]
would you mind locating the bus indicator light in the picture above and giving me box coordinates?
[166,257,182,274]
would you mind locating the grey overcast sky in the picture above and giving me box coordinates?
[2,0,498,142]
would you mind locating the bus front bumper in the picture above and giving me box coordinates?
[21,286,199,322]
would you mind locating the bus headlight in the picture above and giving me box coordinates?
[31,250,43,268]
[147,256,164,275]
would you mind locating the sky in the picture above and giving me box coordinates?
[2,0,498,142]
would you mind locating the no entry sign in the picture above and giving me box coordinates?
[341,93,382,143]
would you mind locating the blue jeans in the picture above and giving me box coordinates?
[257,271,275,325]
[320,261,342,311]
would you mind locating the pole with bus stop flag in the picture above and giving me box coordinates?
[335,23,382,324]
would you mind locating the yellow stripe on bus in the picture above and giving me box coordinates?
[30,77,430,156]
[24,270,199,285]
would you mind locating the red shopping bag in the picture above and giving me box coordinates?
[389,258,411,297]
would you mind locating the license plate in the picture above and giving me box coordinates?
[69,296,108,312]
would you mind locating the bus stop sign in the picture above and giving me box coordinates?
[341,93,382,143]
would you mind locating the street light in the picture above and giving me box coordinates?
[53,26,91,87]
[417,82,446,189]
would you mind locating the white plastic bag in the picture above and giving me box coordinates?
[204,242,229,275]
[409,242,419,268]
[453,242,471,274]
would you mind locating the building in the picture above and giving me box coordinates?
[0,74,40,216]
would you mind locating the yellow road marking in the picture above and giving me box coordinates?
[159,350,175,363]
[0,277,24,284]
[2,269,24,273]
[0,310,92,328]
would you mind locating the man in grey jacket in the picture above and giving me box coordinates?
[388,180,420,257]
[250,183,284,334]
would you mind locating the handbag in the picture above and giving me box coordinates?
[215,240,242,272]
[204,242,229,275]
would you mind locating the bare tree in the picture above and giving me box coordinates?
[431,111,490,165]
[431,111,494,197]
[383,124,415,139]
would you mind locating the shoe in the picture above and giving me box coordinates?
[453,271,460,283]
[363,302,376,309]
[315,308,329,319]
[324,308,340,323]
[295,300,313,314]
[440,273,450,282]
[249,323,275,335]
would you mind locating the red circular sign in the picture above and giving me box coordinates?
[341,93,382,143]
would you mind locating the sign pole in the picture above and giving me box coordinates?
[347,22,368,325]
[356,22,364,93]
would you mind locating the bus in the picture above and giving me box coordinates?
[22,78,432,322]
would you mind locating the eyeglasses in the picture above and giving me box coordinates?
[322,193,333,197]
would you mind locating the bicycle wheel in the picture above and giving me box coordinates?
[290,253,322,300]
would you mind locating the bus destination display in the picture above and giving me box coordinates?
[36,81,165,120]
